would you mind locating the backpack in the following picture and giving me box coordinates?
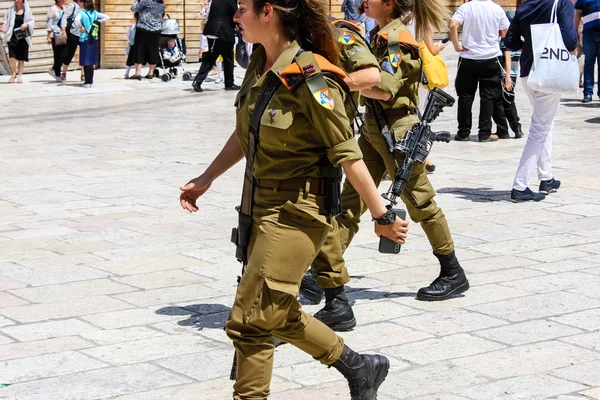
[83,10,100,40]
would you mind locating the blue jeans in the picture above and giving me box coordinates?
[583,29,600,97]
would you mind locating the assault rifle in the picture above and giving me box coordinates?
[378,87,455,254]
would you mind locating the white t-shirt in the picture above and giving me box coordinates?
[452,0,510,60]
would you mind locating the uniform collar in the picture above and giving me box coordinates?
[252,40,301,88]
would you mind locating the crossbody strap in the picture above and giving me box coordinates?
[239,71,282,218]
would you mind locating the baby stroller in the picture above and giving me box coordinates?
[156,17,193,82]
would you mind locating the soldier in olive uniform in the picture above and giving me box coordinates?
[301,0,469,322]
[180,0,408,398]
[298,18,383,331]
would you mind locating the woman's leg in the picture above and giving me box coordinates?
[84,65,94,84]
[512,78,561,190]
[8,57,17,82]
[17,61,24,83]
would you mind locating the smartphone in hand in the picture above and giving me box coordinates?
[441,37,451,44]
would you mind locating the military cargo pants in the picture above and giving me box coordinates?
[225,187,345,400]
[311,114,454,281]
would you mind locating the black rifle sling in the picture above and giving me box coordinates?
[239,71,282,229]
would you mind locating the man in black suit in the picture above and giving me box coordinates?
[192,0,240,92]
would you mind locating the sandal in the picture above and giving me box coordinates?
[61,73,67,83]
[8,75,16,84]
[144,74,153,80]
[17,77,23,84]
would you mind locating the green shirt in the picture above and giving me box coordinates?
[234,41,362,180]
[368,18,420,123]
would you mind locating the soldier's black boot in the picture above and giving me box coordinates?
[332,345,390,400]
[416,251,470,301]
[314,286,356,331]
[299,270,324,304]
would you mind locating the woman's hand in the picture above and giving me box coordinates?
[62,29,67,40]
[504,75,514,91]
[21,23,28,30]
[374,218,409,245]
[47,35,52,44]
[180,175,212,213]
[1,24,7,35]
[435,41,448,51]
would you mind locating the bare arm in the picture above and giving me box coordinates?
[344,67,381,92]
[499,28,508,38]
[574,9,582,40]
[425,38,447,56]
[449,19,463,52]
[180,131,244,212]
[342,159,408,244]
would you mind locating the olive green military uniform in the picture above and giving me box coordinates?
[309,21,381,289]
[225,41,362,400]
[331,19,454,259]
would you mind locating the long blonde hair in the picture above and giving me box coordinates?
[390,0,450,41]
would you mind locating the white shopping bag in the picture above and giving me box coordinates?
[528,0,579,95]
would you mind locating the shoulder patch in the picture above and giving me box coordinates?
[314,88,335,110]
[338,30,356,45]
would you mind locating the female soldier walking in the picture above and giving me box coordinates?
[179,0,408,398]
[329,0,470,301]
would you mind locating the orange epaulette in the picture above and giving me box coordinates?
[279,51,347,110]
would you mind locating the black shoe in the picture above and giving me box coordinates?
[497,133,511,139]
[539,178,561,195]
[192,81,203,92]
[332,345,389,400]
[510,188,545,202]
[299,271,324,304]
[454,134,470,142]
[417,251,470,301]
[314,287,356,331]
[225,84,241,91]
[478,134,499,142]
[582,95,593,103]
[514,127,524,139]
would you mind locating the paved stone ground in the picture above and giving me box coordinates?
[1,57,600,400]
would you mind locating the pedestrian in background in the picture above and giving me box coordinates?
[60,0,81,83]
[75,0,109,88]
[506,0,577,201]
[130,0,165,80]
[191,0,239,92]
[574,0,600,102]
[2,0,34,84]
[46,0,66,82]
[450,0,510,142]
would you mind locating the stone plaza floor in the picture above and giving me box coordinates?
[1,59,600,400]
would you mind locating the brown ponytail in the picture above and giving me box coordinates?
[252,0,341,67]
[388,0,450,41]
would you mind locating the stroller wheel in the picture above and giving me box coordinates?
[161,73,170,82]
[154,69,160,78]
[182,72,192,81]
[172,68,178,76]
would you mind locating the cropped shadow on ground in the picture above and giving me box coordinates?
[437,187,510,203]
[156,304,231,330]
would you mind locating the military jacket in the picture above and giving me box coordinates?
[368,18,421,119]
[332,20,381,121]
[234,41,362,180]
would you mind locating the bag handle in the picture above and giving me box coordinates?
[550,0,560,24]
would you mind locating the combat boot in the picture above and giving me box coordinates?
[314,286,356,331]
[299,270,324,304]
[331,345,390,400]
[416,251,470,301]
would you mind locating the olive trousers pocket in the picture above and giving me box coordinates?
[254,201,330,297]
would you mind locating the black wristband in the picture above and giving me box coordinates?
[373,207,397,225]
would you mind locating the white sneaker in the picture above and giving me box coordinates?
[55,77,62,83]
[82,83,92,88]
[48,69,56,78]
[214,77,224,84]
